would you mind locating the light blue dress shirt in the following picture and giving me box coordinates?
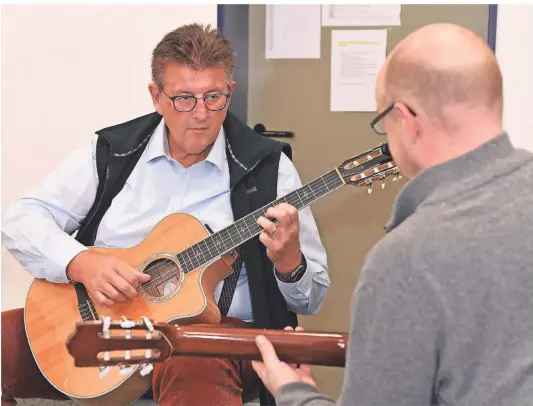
[2,119,330,322]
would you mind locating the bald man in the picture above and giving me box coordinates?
[251,23,533,406]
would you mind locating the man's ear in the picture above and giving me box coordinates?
[226,80,236,108]
[148,83,163,115]
[394,102,421,145]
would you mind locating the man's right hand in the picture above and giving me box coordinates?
[66,250,151,307]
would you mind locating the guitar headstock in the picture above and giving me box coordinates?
[337,143,401,193]
[66,316,173,378]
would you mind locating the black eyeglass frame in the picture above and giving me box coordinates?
[161,89,231,112]
[370,102,417,135]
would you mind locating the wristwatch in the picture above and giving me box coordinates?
[275,255,307,283]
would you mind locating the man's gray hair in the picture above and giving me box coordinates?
[151,23,236,88]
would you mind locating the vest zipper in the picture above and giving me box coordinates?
[230,149,276,192]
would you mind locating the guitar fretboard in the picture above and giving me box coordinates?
[176,169,344,273]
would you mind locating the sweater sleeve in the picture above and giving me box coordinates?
[275,382,336,406]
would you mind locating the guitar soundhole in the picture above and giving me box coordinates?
[138,254,184,302]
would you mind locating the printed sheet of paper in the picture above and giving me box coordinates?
[322,5,401,27]
[330,30,387,112]
[265,5,321,59]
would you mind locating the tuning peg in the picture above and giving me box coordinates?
[102,316,111,339]
[367,185,373,194]
[140,363,154,377]
[381,181,386,189]
[99,366,111,379]
[142,316,154,332]
[119,365,134,376]
[392,172,403,182]
[120,316,136,329]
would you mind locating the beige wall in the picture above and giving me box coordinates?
[1,4,217,310]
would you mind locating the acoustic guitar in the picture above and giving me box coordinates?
[23,143,399,405]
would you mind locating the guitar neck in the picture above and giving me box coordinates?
[65,320,349,369]
[177,169,344,273]
[167,325,348,367]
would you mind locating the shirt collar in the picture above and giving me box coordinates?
[144,118,227,171]
[203,126,227,172]
[144,118,169,163]
[385,132,514,232]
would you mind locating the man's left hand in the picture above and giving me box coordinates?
[252,326,315,395]
[257,203,302,274]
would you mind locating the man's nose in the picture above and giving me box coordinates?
[192,98,209,120]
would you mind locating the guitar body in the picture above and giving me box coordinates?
[24,213,235,405]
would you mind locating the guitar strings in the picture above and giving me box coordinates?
[153,149,390,278]
[140,171,341,283]
[141,211,340,290]
[127,159,391,294]
[143,177,338,281]
[138,163,383,291]
[141,159,394,292]
[138,171,344,290]
[138,171,344,292]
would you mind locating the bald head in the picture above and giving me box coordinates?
[381,23,503,129]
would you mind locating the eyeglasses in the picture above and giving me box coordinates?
[370,102,417,135]
[161,89,231,112]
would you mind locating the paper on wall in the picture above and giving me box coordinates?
[330,30,387,112]
[322,5,401,27]
[265,5,321,59]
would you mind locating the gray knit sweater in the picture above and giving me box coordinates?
[276,134,533,406]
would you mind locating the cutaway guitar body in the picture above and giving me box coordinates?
[24,213,234,405]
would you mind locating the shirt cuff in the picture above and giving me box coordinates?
[43,235,88,283]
